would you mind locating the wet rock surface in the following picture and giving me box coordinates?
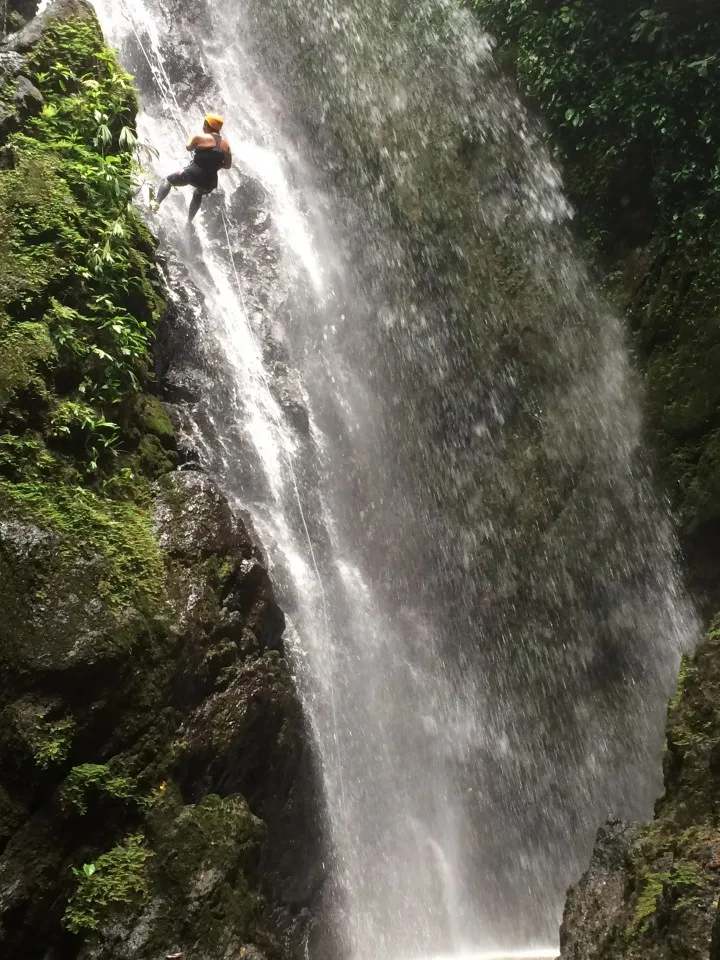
[560,625,720,960]
[115,0,218,114]
[0,19,45,138]
[5,0,94,52]
[149,178,325,954]
[154,174,312,455]
[0,460,320,958]
[560,821,641,960]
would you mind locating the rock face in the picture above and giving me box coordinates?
[2,0,41,37]
[0,463,320,959]
[0,39,42,138]
[560,821,642,960]
[0,2,320,957]
[5,0,95,51]
[559,626,720,960]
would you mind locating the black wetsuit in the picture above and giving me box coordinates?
[156,133,227,220]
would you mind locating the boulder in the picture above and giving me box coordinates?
[0,466,319,958]
[13,74,42,114]
[560,820,641,960]
[4,0,95,53]
[560,627,720,959]
[230,178,270,221]
[153,470,239,561]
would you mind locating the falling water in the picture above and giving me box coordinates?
[87,0,696,956]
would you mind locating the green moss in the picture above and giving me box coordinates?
[630,872,669,932]
[144,790,266,950]
[0,150,77,313]
[0,12,285,959]
[132,394,175,443]
[135,433,176,479]
[29,715,75,769]
[628,859,705,935]
[635,823,701,864]
[0,13,170,485]
[0,479,165,610]
[63,833,153,933]
[0,433,58,480]
[0,318,56,409]
[668,655,691,716]
[61,764,136,815]
[673,860,703,886]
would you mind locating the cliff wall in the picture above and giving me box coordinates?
[0,3,319,957]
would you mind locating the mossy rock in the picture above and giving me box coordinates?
[0,318,56,411]
[0,468,299,958]
[146,791,265,942]
[0,481,166,673]
[60,763,137,816]
[129,394,175,446]
[0,148,75,316]
[69,789,268,959]
[64,832,153,935]
[560,622,720,958]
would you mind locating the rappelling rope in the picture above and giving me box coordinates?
[220,194,347,819]
[218,205,332,638]
[120,6,191,141]
[124,0,336,650]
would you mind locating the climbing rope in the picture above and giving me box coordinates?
[219,203,332,639]
[219,182,347,816]
[120,5,192,141]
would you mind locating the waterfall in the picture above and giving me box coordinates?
[90,0,697,956]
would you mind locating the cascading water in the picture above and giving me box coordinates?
[89,0,697,956]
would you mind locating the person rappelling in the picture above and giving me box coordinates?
[151,113,232,221]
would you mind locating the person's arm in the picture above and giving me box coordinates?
[186,135,200,152]
[222,140,233,170]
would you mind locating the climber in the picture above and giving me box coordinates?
[151,113,232,222]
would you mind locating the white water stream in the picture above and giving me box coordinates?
[85,0,697,957]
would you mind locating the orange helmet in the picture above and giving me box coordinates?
[204,113,224,132]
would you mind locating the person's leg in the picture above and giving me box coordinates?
[155,170,189,208]
[188,188,204,222]
[155,179,173,205]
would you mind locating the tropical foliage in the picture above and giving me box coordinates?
[0,16,164,476]
[470,0,720,596]
[470,0,720,257]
